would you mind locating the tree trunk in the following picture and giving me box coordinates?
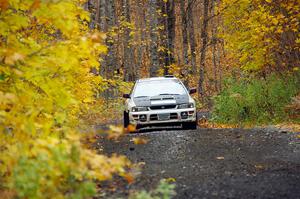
[180,0,189,84]
[211,0,218,92]
[164,0,176,75]
[187,0,197,74]
[123,0,135,81]
[198,0,209,99]
[216,0,222,91]
[217,39,222,91]
[87,0,96,29]
[98,0,106,31]
[105,0,117,79]
[98,0,107,76]
[149,0,159,77]
[136,0,146,79]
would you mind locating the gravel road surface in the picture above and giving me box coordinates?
[97,128,300,199]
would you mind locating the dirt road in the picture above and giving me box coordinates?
[98,128,300,198]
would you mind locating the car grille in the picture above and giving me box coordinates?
[150,105,176,110]
[150,114,158,121]
[170,113,178,119]
[150,113,178,121]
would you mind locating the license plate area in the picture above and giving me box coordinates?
[158,113,170,121]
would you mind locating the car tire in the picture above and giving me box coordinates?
[123,111,129,128]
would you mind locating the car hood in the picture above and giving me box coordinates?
[133,94,189,107]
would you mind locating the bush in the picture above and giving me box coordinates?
[2,134,130,199]
[212,74,300,124]
[130,179,176,199]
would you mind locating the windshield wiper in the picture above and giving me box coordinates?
[134,96,149,98]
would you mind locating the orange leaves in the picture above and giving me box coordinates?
[30,0,41,10]
[90,32,107,43]
[0,0,8,11]
[127,124,136,133]
[123,173,135,184]
[4,52,25,65]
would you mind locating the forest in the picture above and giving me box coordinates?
[85,0,299,124]
[0,0,299,198]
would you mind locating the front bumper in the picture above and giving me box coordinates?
[129,108,196,125]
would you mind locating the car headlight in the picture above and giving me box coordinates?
[132,107,148,112]
[178,103,194,109]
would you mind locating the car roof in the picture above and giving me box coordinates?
[137,76,177,83]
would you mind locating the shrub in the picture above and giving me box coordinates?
[7,135,129,199]
[285,94,300,122]
[212,74,299,124]
[130,180,176,199]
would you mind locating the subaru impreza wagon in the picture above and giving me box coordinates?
[123,76,197,130]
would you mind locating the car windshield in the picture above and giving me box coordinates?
[133,79,187,98]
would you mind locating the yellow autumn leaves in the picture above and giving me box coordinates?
[0,0,129,198]
[220,0,300,72]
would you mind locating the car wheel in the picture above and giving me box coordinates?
[182,121,197,130]
[123,111,129,128]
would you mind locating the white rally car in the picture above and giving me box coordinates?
[123,76,197,130]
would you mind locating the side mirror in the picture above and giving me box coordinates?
[189,88,197,94]
[123,93,131,98]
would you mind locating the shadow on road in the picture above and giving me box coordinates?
[136,126,184,134]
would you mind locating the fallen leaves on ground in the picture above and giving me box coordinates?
[126,124,136,133]
[255,165,264,170]
[165,178,176,183]
[273,123,300,133]
[131,137,148,145]
[107,125,127,140]
[123,173,135,184]
[198,119,239,129]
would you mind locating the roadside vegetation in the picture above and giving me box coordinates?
[212,74,299,125]
[212,0,300,126]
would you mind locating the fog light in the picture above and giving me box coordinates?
[188,111,194,115]
[139,114,147,122]
[181,112,188,119]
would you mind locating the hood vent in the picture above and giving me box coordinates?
[150,96,176,105]
[150,97,175,101]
